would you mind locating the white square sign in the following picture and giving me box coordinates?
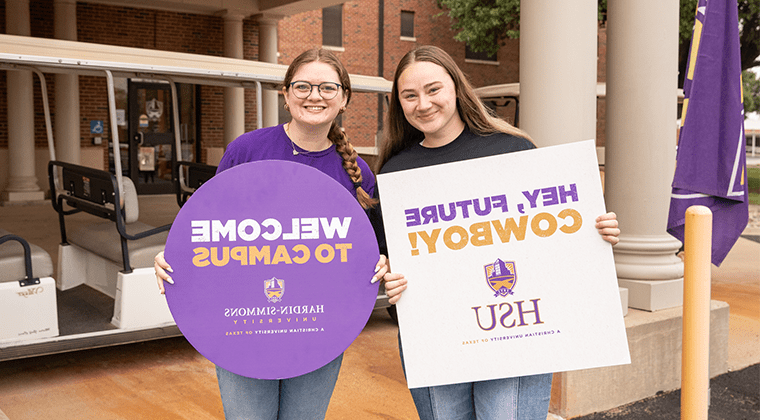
[377,140,630,389]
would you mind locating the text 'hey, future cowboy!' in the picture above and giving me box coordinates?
[403,183,582,256]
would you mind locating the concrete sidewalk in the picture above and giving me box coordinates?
[572,363,759,419]
[0,198,757,419]
[568,206,760,419]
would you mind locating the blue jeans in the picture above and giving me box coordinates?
[400,335,552,420]
[215,354,343,420]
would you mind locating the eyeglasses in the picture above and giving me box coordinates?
[289,81,342,99]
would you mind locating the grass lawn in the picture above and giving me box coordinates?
[749,166,759,205]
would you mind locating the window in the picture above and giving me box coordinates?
[400,11,414,39]
[323,5,343,48]
[465,43,497,62]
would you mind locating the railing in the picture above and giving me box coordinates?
[48,160,172,273]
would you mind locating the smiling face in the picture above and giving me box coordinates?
[283,61,348,130]
[396,61,465,146]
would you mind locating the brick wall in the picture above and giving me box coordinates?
[0,1,610,157]
[0,2,262,160]
[0,0,57,150]
[77,2,233,164]
[276,0,524,150]
[597,24,607,147]
[279,5,382,150]
[382,0,521,86]
[243,17,261,134]
[0,71,5,148]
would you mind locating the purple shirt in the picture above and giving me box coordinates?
[218,124,376,199]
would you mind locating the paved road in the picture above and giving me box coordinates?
[574,363,759,420]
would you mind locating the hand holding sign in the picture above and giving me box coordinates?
[377,140,630,389]
[164,160,379,379]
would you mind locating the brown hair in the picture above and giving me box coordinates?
[284,48,377,209]
[376,45,533,172]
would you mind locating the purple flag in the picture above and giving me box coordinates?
[667,0,749,266]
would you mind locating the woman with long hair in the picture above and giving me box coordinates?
[376,45,619,420]
[154,48,386,420]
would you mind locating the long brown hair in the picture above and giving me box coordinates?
[284,48,377,209]
[376,45,533,172]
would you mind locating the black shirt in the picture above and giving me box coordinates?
[372,127,535,255]
[379,127,535,174]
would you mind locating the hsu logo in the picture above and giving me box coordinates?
[484,258,516,297]
[474,259,544,331]
[264,278,284,303]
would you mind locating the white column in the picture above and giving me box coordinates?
[223,12,246,147]
[2,0,44,203]
[519,0,598,147]
[256,14,281,128]
[54,0,81,165]
[520,1,630,312]
[605,0,683,311]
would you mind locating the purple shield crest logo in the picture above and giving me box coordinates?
[484,259,517,297]
[264,278,284,303]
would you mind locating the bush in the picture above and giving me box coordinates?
[749,166,760,205]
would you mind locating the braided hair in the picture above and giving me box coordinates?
[284,48,378,209]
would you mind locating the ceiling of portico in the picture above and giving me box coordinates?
[86,0,343,18]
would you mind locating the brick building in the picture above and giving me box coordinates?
[2,3,705,418]
[0,0,530,197]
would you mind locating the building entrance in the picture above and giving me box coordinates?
[128,81,176,194]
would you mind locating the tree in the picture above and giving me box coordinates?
[435,0,521,54]
[437,0,760,112]
[675,0,759,114]
[738,0,760,71]
[745,70,760,115]
[677,2,759,76]
[736,2,760,114]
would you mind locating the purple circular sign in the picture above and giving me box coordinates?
[164,160,379,379]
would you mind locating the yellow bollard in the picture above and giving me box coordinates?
[681,205,712,420]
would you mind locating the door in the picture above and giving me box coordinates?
[128,81,175,194]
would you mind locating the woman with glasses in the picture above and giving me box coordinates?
[154,48,388,420]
